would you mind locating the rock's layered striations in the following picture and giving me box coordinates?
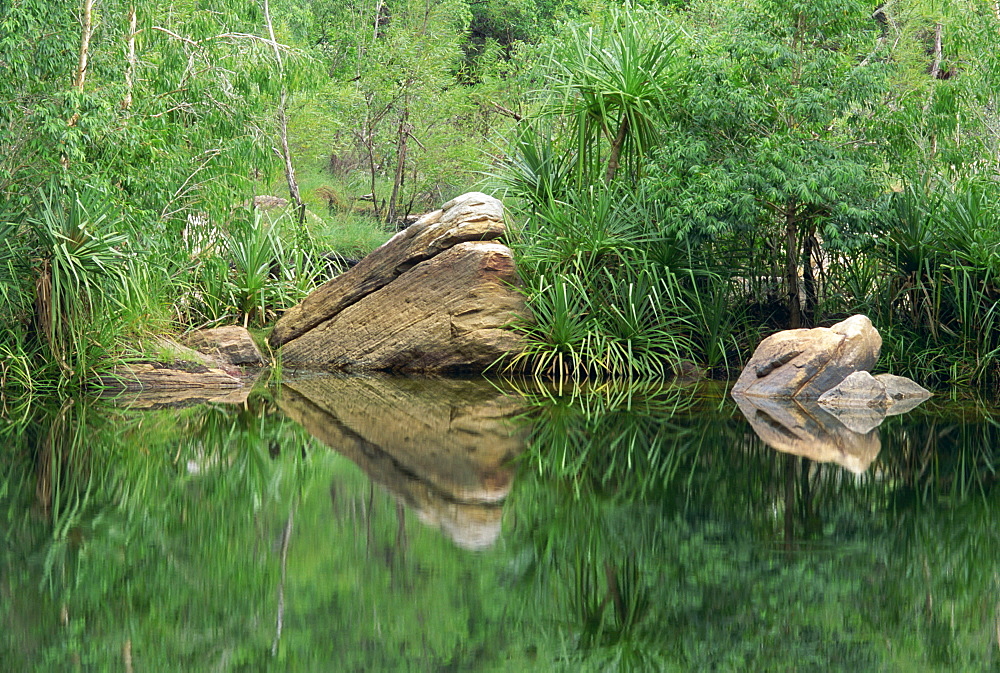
[269,192,528,373]
[731,315,882,399]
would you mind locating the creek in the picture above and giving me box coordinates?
[1,375,998,671]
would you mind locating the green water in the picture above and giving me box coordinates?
[1,375,998,672]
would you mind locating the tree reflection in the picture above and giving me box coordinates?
[0,383,998,670]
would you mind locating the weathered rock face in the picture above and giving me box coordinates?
[98,361,242,391]
[184,326,264,366]
[270,192,528,373]
[731,315,882,399]
[96,336,252,395]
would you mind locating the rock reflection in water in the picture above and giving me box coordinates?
[277,374,526,550]
[733,394,882,473]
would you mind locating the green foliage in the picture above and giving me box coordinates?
[501,0,999,382]
[3,382,1000,670]
[2,0,999,388]
[0,0,335,388]
[873,174,1000,388]
[0,183,129,386]
[544,4,680,184]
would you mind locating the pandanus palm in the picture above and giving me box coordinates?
[27,184,126,373]
[549,8,680,185]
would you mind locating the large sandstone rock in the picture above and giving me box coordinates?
[731,315,882,399]
[270,192,527,373]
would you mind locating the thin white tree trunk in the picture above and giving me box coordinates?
[123,6,137,109]
[263,0,305,224]
[75,0,94,90]
[64,0,94,166]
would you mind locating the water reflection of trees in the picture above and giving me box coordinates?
[2,384,998,671]
[0,393,314,669]
[510,384,1000,670]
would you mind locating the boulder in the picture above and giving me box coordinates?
[184,325,264,366]
[250,195,288,210]
[270,192,528,373]
[731,315,882,399]
[873,373,934,403]
[817,371,931,411]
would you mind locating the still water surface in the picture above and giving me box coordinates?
[2,375,998,671]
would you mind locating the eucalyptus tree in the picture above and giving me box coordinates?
[303,0,515,224]
[873,0,1000,177]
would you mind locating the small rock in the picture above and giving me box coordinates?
[816,371,890,408]
[184,326,264,366]
[874,373,933,401]
[817,371,931,409]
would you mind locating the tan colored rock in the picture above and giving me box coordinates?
[277,375,526,549]
[279,241,524,372]
[271,192,527,373]
[816,371,931,409]
[98,362,242,391]
[734,395,881,474]
[731,315,882,399]
[816,371,890,408]
[874,373,933,402]
[269,192,510,350]
[184,325,264,366]
[103,384,257,410]
[252,195,288,210]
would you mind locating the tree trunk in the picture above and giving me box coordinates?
[387,102,409,225]
[802,226,816,327]
[63,0,94,167]
[277,95,306,226]
[122,7,137,109]
[784,204,801,329]
[75,0,94,91]
[363,109,381,219]
[604,115,629,183]
[373,0,384,42]
[264,0,306,228]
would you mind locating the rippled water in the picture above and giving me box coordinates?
[2,375,998,671]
